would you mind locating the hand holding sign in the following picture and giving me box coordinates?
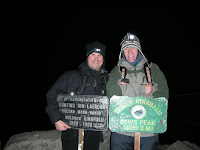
[55,120,71,131]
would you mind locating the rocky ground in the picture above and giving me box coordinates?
[3,129,111,150]
[3,129,200,150]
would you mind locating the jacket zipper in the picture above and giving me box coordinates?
[80,75,87,94]
[94,80,97,87]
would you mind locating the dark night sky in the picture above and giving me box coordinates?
[1,3,200,148]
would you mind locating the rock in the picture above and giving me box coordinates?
[4,129,111,150]
[166,140,200,150]
[156,140,200,150]
[4,130,62,150]
[182,141,200,150]
[5,129,199,150]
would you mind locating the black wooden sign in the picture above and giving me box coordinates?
[57,94,109,131]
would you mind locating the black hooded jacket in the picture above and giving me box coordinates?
[46,61,108,124]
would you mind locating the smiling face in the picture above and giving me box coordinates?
[87,52,103,71]
[123,47,138,63]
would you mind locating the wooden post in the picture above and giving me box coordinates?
[134,132,140,150]
[78,129,84,150]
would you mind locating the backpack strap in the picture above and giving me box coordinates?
[144,63,152,84]
[119,66,129,84]
[76,73,87,95]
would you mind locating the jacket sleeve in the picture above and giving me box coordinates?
[46,71,81,124]
[106,66,122,98]
[151,63,169,99]
[45,72,69,124]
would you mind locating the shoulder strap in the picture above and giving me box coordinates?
[119,66,129,83]
[144,63,152,84]
[75,69,97,95]
[75,69,87,95]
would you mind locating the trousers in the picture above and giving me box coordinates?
[110,132,159,150]
[61,129,101,150]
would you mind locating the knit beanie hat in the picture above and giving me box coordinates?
[86,41,106,58]
[119,33,142,60]
[121,33,141,51]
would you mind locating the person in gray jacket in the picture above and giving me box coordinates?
[106,33,169,150]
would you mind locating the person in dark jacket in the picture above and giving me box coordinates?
[46,41,108,150]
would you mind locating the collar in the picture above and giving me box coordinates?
[118,58,146,71]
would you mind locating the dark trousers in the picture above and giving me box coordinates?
[110,132,159,150]
[61,129,101,150]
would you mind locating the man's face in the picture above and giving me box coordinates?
[87,52,103,71]
[123,47,138,63]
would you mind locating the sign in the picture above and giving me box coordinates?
[57,94,109,131]
[109,96,168,133]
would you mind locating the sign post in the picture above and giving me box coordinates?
[109,96,168,150]
[134,132,140,150]
[78,129,84,150]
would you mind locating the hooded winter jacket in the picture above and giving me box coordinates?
[106,57,169,137]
